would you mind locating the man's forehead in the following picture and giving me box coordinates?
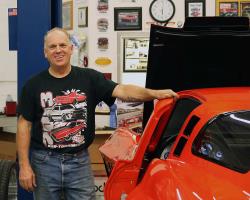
[46,31,70,44]
[47,30,68,39]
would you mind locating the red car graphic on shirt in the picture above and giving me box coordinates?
[50,121,86,143]
[55,91,86,105]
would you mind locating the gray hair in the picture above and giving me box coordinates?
[44,27,71,49]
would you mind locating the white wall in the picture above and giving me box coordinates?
[0,0,17,111]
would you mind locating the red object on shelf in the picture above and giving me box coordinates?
[5,101,16,116]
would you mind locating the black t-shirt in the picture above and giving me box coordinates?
[18,66,117,153]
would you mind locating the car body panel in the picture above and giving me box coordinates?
[100,87,250,200]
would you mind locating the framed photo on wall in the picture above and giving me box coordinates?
[123,37,149,72]
[114,7,142,31]
[185,0,206,18]
[62,1,73,30]
[240,1,250,17]
[78,7,88,27]
[216,0,239,16]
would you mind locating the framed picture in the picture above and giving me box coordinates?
[185,0,206,18]
[123,37,149,72]
[216,0,239,16]
[62,1,73,30]
[114,7,142,31]
[78,7,88,27]
[240,1,250,17]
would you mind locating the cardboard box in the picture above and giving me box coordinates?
[89,134,110,171]
[94,170,107,200]
[0,140,16,160]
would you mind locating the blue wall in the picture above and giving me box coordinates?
[17,1,61,199]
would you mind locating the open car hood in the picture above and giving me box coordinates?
[143,17,250,126]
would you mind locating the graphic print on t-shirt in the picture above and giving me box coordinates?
[40,89,87,149]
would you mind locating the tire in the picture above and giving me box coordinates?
[0,160,17,200]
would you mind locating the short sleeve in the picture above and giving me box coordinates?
[92,70,118,106]
[17,81,35,122]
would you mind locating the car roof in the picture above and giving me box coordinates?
[179,87,250,114]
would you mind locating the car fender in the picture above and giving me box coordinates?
[126,159,196,200]
[127,158,250,200]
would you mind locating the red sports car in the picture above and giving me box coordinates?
[55,91,86,105]
[99,18,250,200]
[100,87,250,200]
[50,121,85,142]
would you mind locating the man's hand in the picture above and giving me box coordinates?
[19,164,37,192]
[153,89,178,100]
[112,84,178,102]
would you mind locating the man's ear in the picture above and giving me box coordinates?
[44,50,47,58]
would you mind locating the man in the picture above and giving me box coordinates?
[17,27,178,200]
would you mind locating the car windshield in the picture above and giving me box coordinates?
[193,111,250,173]
[61,104,73,109]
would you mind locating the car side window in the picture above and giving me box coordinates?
[155,98,201,158]
[54,106,59,111]
[192,111,250,173]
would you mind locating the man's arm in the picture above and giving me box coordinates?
[112,84,178,102]
[17,115,36,191]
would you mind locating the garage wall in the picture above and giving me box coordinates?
[0,0,17,111]
[66,0,216,87]
[0,0,217,112]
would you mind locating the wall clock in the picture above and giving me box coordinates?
[149,0,175,23]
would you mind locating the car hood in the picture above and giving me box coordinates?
[143,17,250,126]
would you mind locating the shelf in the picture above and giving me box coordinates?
[0,116,17,127]
[95,130,114,135]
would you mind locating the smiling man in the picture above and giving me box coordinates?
[17,27,178,200]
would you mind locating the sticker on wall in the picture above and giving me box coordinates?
[95,57,112,66]
[97,18,109,32]
[97,37,109,50]
[97,0,108,13]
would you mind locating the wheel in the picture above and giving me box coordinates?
[0,160,17,200]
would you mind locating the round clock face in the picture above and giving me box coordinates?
[150,0,175,23]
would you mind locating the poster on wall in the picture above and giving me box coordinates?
[114,7,142,31]
[62,1,73,30]
[185,0,206,17]
[241,2,250,17]
[117,99,143,134]
[219,2,238,16]
[78,7,88,27]
[123,37,149,72]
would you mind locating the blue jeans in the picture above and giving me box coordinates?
[30,149,96,200]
